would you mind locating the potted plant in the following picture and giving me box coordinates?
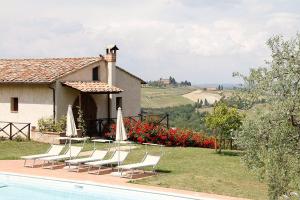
[76,106,86,137]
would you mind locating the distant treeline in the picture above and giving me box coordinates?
[142,104,209,132]
[217,85,224,91]
[147,76,191,87]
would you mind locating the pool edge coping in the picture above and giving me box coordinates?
[0,171,217,200]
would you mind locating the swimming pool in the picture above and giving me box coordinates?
[0,173,212,200]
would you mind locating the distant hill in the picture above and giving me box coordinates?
[195,83,242,90]
[141,86,232,108]
[183,89,222,104]
[141,86,196,108]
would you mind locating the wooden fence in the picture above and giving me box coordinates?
[0,121,31,140]
[140,113,169,128]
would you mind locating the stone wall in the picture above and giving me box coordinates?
[31,131,66,144]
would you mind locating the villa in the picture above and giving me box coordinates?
[0,45,145,137]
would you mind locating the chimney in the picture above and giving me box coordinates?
[105,45,119,86]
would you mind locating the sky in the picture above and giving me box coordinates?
[1,0,300,84]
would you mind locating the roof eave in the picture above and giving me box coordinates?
[61,81,124,94]
[0,81,51,85]
[80,91,123,94]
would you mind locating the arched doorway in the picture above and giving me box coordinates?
[73,94,97,137]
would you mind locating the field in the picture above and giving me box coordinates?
[142,86,231,109]
[183,89,222,104]
[141,86,195,108]
[0,140,268,199]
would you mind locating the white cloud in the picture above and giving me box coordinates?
[0,0,299,83]
[266,12,300,33]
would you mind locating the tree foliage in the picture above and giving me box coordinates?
[236,34,300,199]
[169,76,177,85]
[195,99,203,108]
[217,84,224,91]
[148,76,191,87]
[205,102,243,152]
[180,80,192,86]
[204,98,209,106]
[143,104,208,132]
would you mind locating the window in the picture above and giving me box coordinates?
[11,97,18,112]
[92,67,99,81]
[116,97,122,110]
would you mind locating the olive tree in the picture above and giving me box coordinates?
[205,102,243,153]
[236,34,300,199]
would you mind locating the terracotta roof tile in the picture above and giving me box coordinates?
[0,57,100,83]
[62,81,123,93]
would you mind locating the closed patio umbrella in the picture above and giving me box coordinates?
[115,107,127,142]
[66,105,77,160]
[112,107,127,176]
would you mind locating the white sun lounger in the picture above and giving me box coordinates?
[65,150,108,172]
[86,150,129,175]
[40,146,83,169]
[21,144,65,168]
[117,154,161,178]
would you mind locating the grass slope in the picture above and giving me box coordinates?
[135,148,267,200]
[0,140,267,199]
[0,140,49,160]
[142,87,195,108]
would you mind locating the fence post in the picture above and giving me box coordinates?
[27,123,31,140]
[166,113,169,129]
[9,123,12,140]
[140,113,144,122]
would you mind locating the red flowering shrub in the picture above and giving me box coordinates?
[103,123,116,140]
[104,119,217,149]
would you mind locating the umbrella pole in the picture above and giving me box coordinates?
[118,142,120,173]
[69,138,71,169]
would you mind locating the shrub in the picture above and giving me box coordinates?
[38,116,66,133]
[104,119,216,148]
[14,135,26,142]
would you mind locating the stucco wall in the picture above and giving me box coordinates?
[0,59,141,131]
[55,60,108,119]
[59,61,107,82]
[115,68,141,117]
[55,64,142,119]
[0,84,53,127]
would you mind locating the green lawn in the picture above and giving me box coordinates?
[0,140,267,199]
[0,140,49,160]
[142,86,195,108]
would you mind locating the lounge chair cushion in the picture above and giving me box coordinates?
[86,151,129,166]
[22,153,57,160]
[40,146,82,161]
[65,150,108,164]
[116,163,153,169]
[117,155,161,170]
[21,145,64,160]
